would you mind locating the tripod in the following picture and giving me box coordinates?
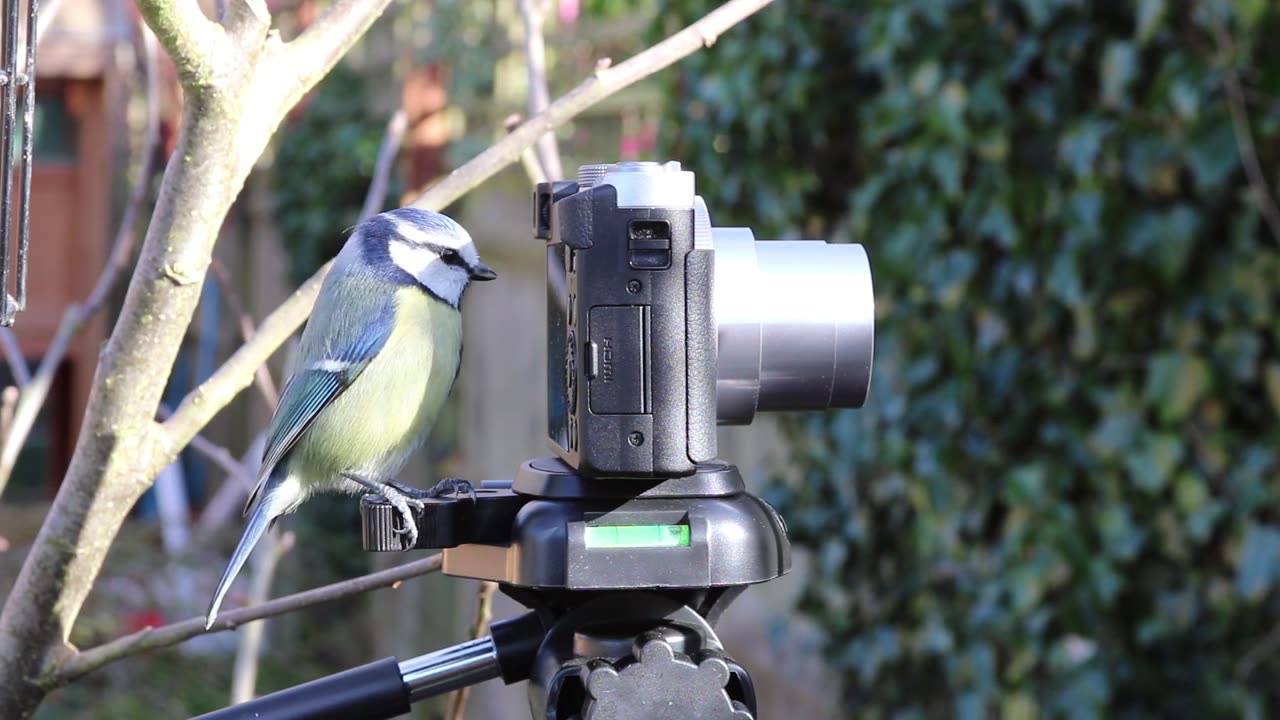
[194,457,789,719]
[193,158,874,718]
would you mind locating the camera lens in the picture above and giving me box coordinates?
[712,228,874,425]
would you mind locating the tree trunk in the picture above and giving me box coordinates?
[0,87,249,719]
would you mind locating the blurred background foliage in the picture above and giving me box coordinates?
[272,64,395,285]
[659,0,1280,715]
[25,0,1280,715]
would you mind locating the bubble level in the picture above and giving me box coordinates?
[584,524,691,549]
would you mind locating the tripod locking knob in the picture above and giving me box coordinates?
[580,631,753,720]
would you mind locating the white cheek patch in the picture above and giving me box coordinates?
[388,240,468,306]
[388,239,438,278]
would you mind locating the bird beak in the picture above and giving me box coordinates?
[470,261,497,281]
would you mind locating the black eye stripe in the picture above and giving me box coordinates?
[401,237,467,267]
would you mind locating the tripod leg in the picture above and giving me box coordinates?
[343,472,427,549]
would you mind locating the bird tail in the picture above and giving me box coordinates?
[205,469,299,629]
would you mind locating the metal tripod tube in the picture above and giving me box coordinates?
[399,636,502,702]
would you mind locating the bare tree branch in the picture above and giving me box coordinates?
[409,0,771,211]
[134,0,228,92]
[155,404,254,491]
[82,25,163,319]
[360,109,409,222]
[0,0,424,710]
[188,431,255,490]
[222,0,271,45]
[160,0,775,457]
[0,387,18,447]
[230,529,296,703]
[35,0,67,46]
[0,23,163,498]
[48,554,443,687]
[280,0,398,103]
[446,581,498,720]
[209,257,280,407]
[163,103,410,448]
[162,266,328,451]
[505,113,548,186]
[194,432,265,540]
[517,0,562,180]
[0,311,75,492]
[0,329,29,385]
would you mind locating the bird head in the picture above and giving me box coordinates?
[365,207,497,307]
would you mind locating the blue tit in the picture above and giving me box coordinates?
[205,207,496,629]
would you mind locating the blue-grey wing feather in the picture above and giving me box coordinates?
[244,280,396,515]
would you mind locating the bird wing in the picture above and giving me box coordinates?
[243,289,397,515]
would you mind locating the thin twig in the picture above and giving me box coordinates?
[0,329,29,385]
[282,0,396,101]
[35,0,67,45]
[230,530,296,703]
[194,432,266,540]
[155,404,254,491]
[360,109,409,222]
[0,22,163,499]
[49,554,444,686]
[160,0,775,456]
[505,114,548,186]
[0,311,76,495]
[446,581,498,720]
[517,0,562,180]
[0,386,18,448]
[409,0,771,211]
[84,24,162,318]
[186,431,254,490]
[1210,18,1280,244]
[209,256,280,407]
[162,266,329,454]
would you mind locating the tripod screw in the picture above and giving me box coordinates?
[580,632,752,720]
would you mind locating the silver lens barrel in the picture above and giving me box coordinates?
[712,227,875,425]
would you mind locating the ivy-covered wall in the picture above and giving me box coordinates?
[658,0,1280,715]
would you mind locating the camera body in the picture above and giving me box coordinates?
[537,161,875,479]
[538,162,716,478]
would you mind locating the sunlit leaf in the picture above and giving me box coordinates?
[1145,353,1211,423]
[1101,42,1138,108]
[1236,524,1280,601]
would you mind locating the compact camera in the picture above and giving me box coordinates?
[538,161,875,478]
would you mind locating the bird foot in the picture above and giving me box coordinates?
[344,473,428,549]
[344,474,477,549]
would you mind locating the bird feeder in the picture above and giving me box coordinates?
[0,0,37,325]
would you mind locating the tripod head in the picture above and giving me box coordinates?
[196,161,874,719]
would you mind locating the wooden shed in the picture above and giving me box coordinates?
[4,0,129,499]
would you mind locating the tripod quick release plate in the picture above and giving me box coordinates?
[359,458,791,591]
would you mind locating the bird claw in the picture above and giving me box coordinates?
[387,476,476,502]
[379,492,422,549]
[383,479,474,549]
[424,477,477,502]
